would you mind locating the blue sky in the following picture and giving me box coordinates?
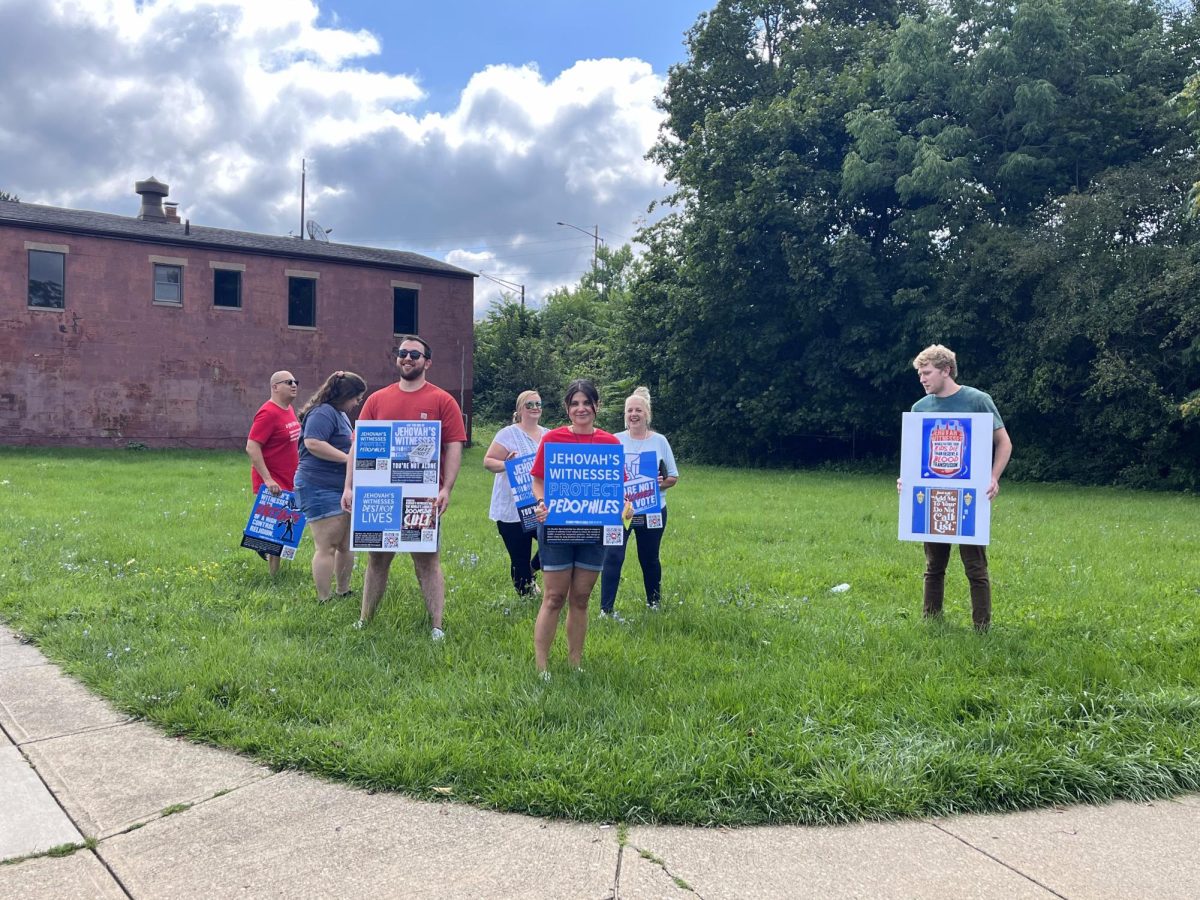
[0,0,715,312]
[321,1,710,112]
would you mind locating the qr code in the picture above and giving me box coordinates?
[376,459,389,471]
[646,513,663,529]
[421,529,436,543]
[383,532,400,549]
[603,525,624,546]
[423,470,438,484]
[281,546,296,560]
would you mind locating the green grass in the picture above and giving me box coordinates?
[1,446,1198,825]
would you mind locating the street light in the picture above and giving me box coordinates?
[478,271,526,308]
[556,221,603,270]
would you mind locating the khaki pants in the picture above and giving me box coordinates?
[923,542,991,630]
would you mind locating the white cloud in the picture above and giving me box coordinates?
[0,0,670,314]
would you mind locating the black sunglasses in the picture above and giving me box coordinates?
[395,349,427,361]
[524,401,542,409]
[273,379,298,386]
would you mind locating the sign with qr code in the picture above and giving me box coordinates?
[240,487,306,560]
[350,420,441,553]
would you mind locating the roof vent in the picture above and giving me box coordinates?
[163,202,181,224]
[135,177,169,222]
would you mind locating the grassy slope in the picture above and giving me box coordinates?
[1,446,1197,825]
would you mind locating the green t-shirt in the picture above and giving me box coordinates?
[911,385,1004,430]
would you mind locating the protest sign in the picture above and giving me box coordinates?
[542,443,624,545]
[622,449,662,528]
[350,420,441,553]
[898,412,993,545]
[241,487,306,560]
[504,452,539,533]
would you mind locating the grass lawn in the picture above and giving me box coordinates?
[1,445,1198,826]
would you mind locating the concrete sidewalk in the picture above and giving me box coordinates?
[2,624,1198,900]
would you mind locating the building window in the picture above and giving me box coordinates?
[154,264,182,305]
[393,287,418,335]
[288,276,316,327]
[28,250,65,309]
[213,269,242,308]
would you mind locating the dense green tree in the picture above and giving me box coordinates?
[628,0,1200,482]
[472,297,561,424]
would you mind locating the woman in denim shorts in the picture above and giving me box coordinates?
[528,379,621,677]
[294,371,367,603]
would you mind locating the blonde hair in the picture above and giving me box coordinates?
[912,344,958,379]
[625,386,652,426]
[513,390,541,424]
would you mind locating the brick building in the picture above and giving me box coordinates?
[0,179,475,448]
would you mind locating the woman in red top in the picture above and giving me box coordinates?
[529,379,620,678]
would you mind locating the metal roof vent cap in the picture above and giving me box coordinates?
[135,177,169,221]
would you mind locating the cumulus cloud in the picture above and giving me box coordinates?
[0,0,670,313]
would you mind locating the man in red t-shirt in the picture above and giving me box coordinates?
[246,370,301,575]
[342,336,466,638]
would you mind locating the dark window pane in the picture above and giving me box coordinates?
[213,269,242,308]
[28,250,65,309]
[288,277,316,327]
[154,264,182,304]
[393,287,418,334]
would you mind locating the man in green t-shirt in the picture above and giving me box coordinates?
[906,344,1013,631]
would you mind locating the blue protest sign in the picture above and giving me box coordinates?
[505,452,539,532]
[622,449,662,518]
[350,420,441,553]
[241,487,306,560]
[542,443,623,544]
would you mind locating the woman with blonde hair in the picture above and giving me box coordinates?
[483,390,549,597]
[600,386,679,617]
[294,370,367,603]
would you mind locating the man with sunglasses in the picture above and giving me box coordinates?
[245,370,302,576]
[343,336,466,638]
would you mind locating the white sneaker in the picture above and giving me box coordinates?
[538,670,551,682]
[431,627,445,641]
[352,619,365,630]
[600,610,625,623]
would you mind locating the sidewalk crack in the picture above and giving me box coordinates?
[930,822,1069,899]
[631,844,705,898]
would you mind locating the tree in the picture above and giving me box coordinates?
[629,0,1200,482]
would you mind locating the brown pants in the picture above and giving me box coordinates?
[923,542,991,630]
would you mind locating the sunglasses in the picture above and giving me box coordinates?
[274,379,298,386]
[524,401,542,410]
[395,349,427,361]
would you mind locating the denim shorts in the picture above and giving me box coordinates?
[536,527,605,572]
[294,479,346,523]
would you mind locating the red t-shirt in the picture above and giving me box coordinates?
[530,426,621,479]
[248,401,301,491]
[358,382,466,487]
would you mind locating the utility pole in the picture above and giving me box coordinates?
[479,272,526,308]
[557,221,602,270]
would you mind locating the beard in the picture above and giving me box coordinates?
[399,365,425,382]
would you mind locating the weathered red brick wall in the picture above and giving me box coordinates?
[0,224,474,448]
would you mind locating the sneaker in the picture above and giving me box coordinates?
[431,627,446,641]
[538,670,551,682]
[352,619,365,630]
